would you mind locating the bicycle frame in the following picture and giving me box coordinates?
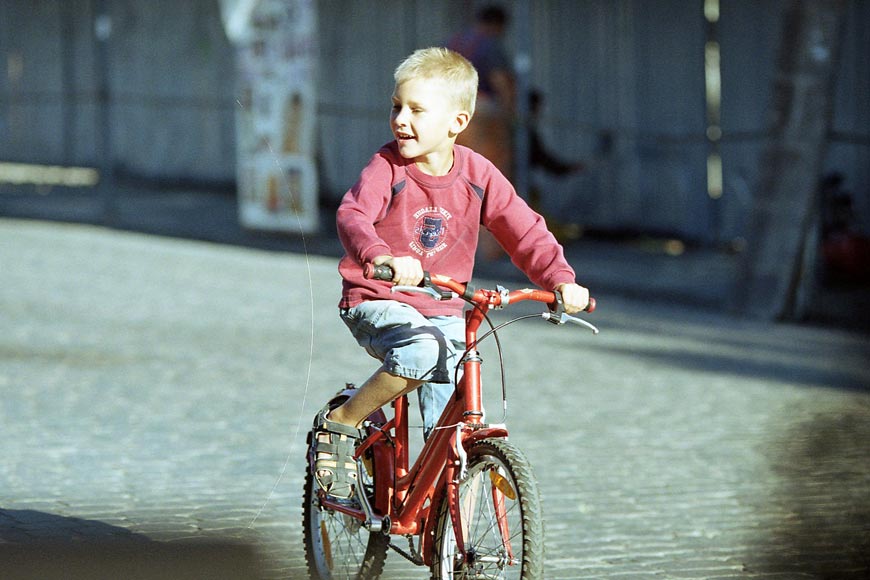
[317,273,590,567]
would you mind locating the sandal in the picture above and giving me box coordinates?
[310,407,364,499]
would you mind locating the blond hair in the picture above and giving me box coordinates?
[394,47,478,117]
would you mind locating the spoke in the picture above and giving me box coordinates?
[458,462,523,577]
[321,510,367,575]
[468,470,519,546]
[434,441,540,579]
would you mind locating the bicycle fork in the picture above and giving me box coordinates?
[446,424,468,561]
[442,426,516,570]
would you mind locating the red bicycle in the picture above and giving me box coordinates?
[303,265,597,579]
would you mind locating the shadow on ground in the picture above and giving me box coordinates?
[753,401,870,578]
[0,510,267,579]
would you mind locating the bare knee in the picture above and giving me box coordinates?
[330,371,423,427]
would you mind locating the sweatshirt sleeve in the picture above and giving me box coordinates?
[336,152,394,265]
[481,168,576,290]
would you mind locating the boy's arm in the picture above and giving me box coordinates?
[337,150,425,286]
[481,170,589,310]
[482,187,573,288]
[336,157,394,266]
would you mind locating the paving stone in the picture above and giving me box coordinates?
[1,219,868,579]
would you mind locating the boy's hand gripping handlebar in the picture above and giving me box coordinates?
[363,263,598,333]
[542,291,599,333]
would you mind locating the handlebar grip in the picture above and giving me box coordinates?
[585,297,596,313]
[363,263,394,281]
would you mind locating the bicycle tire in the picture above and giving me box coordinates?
[430,438,544,579]
[302,440,389,580]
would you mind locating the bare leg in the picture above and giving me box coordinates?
[329,369,423,427]
[313,370,424,497]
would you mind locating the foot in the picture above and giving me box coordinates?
[311,408,364,499]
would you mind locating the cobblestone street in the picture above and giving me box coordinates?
[2,219,869,579]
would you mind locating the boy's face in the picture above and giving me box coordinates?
[391,78,468,171]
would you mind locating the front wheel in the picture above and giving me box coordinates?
[431,438,544,579]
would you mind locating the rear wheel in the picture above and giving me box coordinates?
[302,434,389,579]
[431,438,544,579]
[302,392,390,580]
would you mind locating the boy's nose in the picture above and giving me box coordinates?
[393,107,409,125]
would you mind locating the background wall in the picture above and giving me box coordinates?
[1,0,867,244]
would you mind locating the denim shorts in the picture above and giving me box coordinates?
[340,300,466,436]
[341,300,465,383]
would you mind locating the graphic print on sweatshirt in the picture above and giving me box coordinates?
[410,205,453,258]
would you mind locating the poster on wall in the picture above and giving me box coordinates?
[221,0,319,233]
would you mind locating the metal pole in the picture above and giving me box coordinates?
[513,0,532,199]
[61,2,75,165]
[94,0,115,223]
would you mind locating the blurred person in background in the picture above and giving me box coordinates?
[447,3,515,258]
[527,88,588,241]
[447,3,514,178]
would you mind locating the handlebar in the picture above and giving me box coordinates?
[363,263,597,319]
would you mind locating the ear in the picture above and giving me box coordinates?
[450,110,471,136]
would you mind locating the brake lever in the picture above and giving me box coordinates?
[541,311,600,334]
[545,290,597,330]
[391,272,455,300]
[391,286,457,300]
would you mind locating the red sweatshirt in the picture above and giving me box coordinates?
[338,142,576,316]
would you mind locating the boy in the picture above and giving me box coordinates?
[312,47,590,500]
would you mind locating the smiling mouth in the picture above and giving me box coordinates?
[396,132,415,141]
